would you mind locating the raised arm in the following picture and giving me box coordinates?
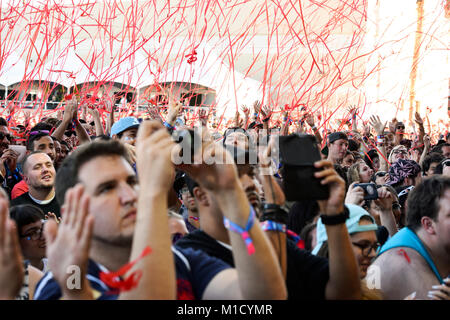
[0,200,24,300]
[315,161,362,300]
[88,107,105,137]
[180,142,287,300]
[121,120,177,299]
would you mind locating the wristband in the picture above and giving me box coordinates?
[163,121,175,130]
[320,206,350,226]
[223,206,256,255]
[260,220,286,233]
[311,125,317,130]
[262,117,270,123]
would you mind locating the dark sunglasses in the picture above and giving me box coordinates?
[375,171,387,178]
[396,126,405,130]
[0,132,12,140]
[442,160,450,167]
[65,130,76,137]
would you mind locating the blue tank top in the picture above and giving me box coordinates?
[378,227,444,283]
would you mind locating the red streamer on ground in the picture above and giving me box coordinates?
[99,246,152,295]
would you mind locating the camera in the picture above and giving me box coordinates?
[353,183,378,200]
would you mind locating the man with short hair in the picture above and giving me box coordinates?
[34,122,286,300]
[11,152,60,217]
[11,130,58,200]
[371,175,450,299]
[422,153,445,177]
[327,132,349,165]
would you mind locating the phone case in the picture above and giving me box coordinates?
[279,134,329,201]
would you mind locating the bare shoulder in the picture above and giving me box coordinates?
[371,247,439,299]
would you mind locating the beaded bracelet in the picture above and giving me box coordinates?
[223,206,256,255]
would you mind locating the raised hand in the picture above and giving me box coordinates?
[241,105,250,118]
[0,199,24,300]
[427,278,450,300]
[414,112,423,126]
[198,108,210,127]
[44,185,94,299]
[345,182,365,207]
[261,105,272,121]
[136,120,179,193]
[146,104,163,122]
[166,96,183,125]
[369,115,387,136]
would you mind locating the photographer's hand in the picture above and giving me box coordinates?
[345,182,365,207]
[314,160,361,300]
[375,187,398,236]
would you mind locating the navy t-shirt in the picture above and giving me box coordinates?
[34,246,231,300]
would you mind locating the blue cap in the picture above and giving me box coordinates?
[312,204,378,255]
[110,117,140,137]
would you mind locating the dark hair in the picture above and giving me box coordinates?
[29,122,53,132]
[55,140,129,205]
[21,151,49,174]
[92,135,111,141]
[9,204,45,236]
[223,127,253,147]
[348,139,360,152]
[287,200,320,235]
[299,222,317,251]
[0,117,8,127]
[400,139,412,150]
[27,132,52,151]
[364,149,379,170]
[430,143,450,154]
[422,153,445,176]
[406,176,450,232]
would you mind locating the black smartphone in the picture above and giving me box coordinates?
[353,183,378,200]
[279,134,329,201]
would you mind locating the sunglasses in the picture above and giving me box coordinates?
[375,172,387,178]
[392,202,402,211]
[0,132,12,140]
[396,126,405,130]
[29,130,50,136]
[442,160,450,167]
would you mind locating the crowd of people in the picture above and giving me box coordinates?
[0,94,449,301]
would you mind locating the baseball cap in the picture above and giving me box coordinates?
[312,204,378,255]
[110,117,140,137]
[327,132,348,144]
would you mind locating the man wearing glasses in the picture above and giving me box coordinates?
[10,204,49,272]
